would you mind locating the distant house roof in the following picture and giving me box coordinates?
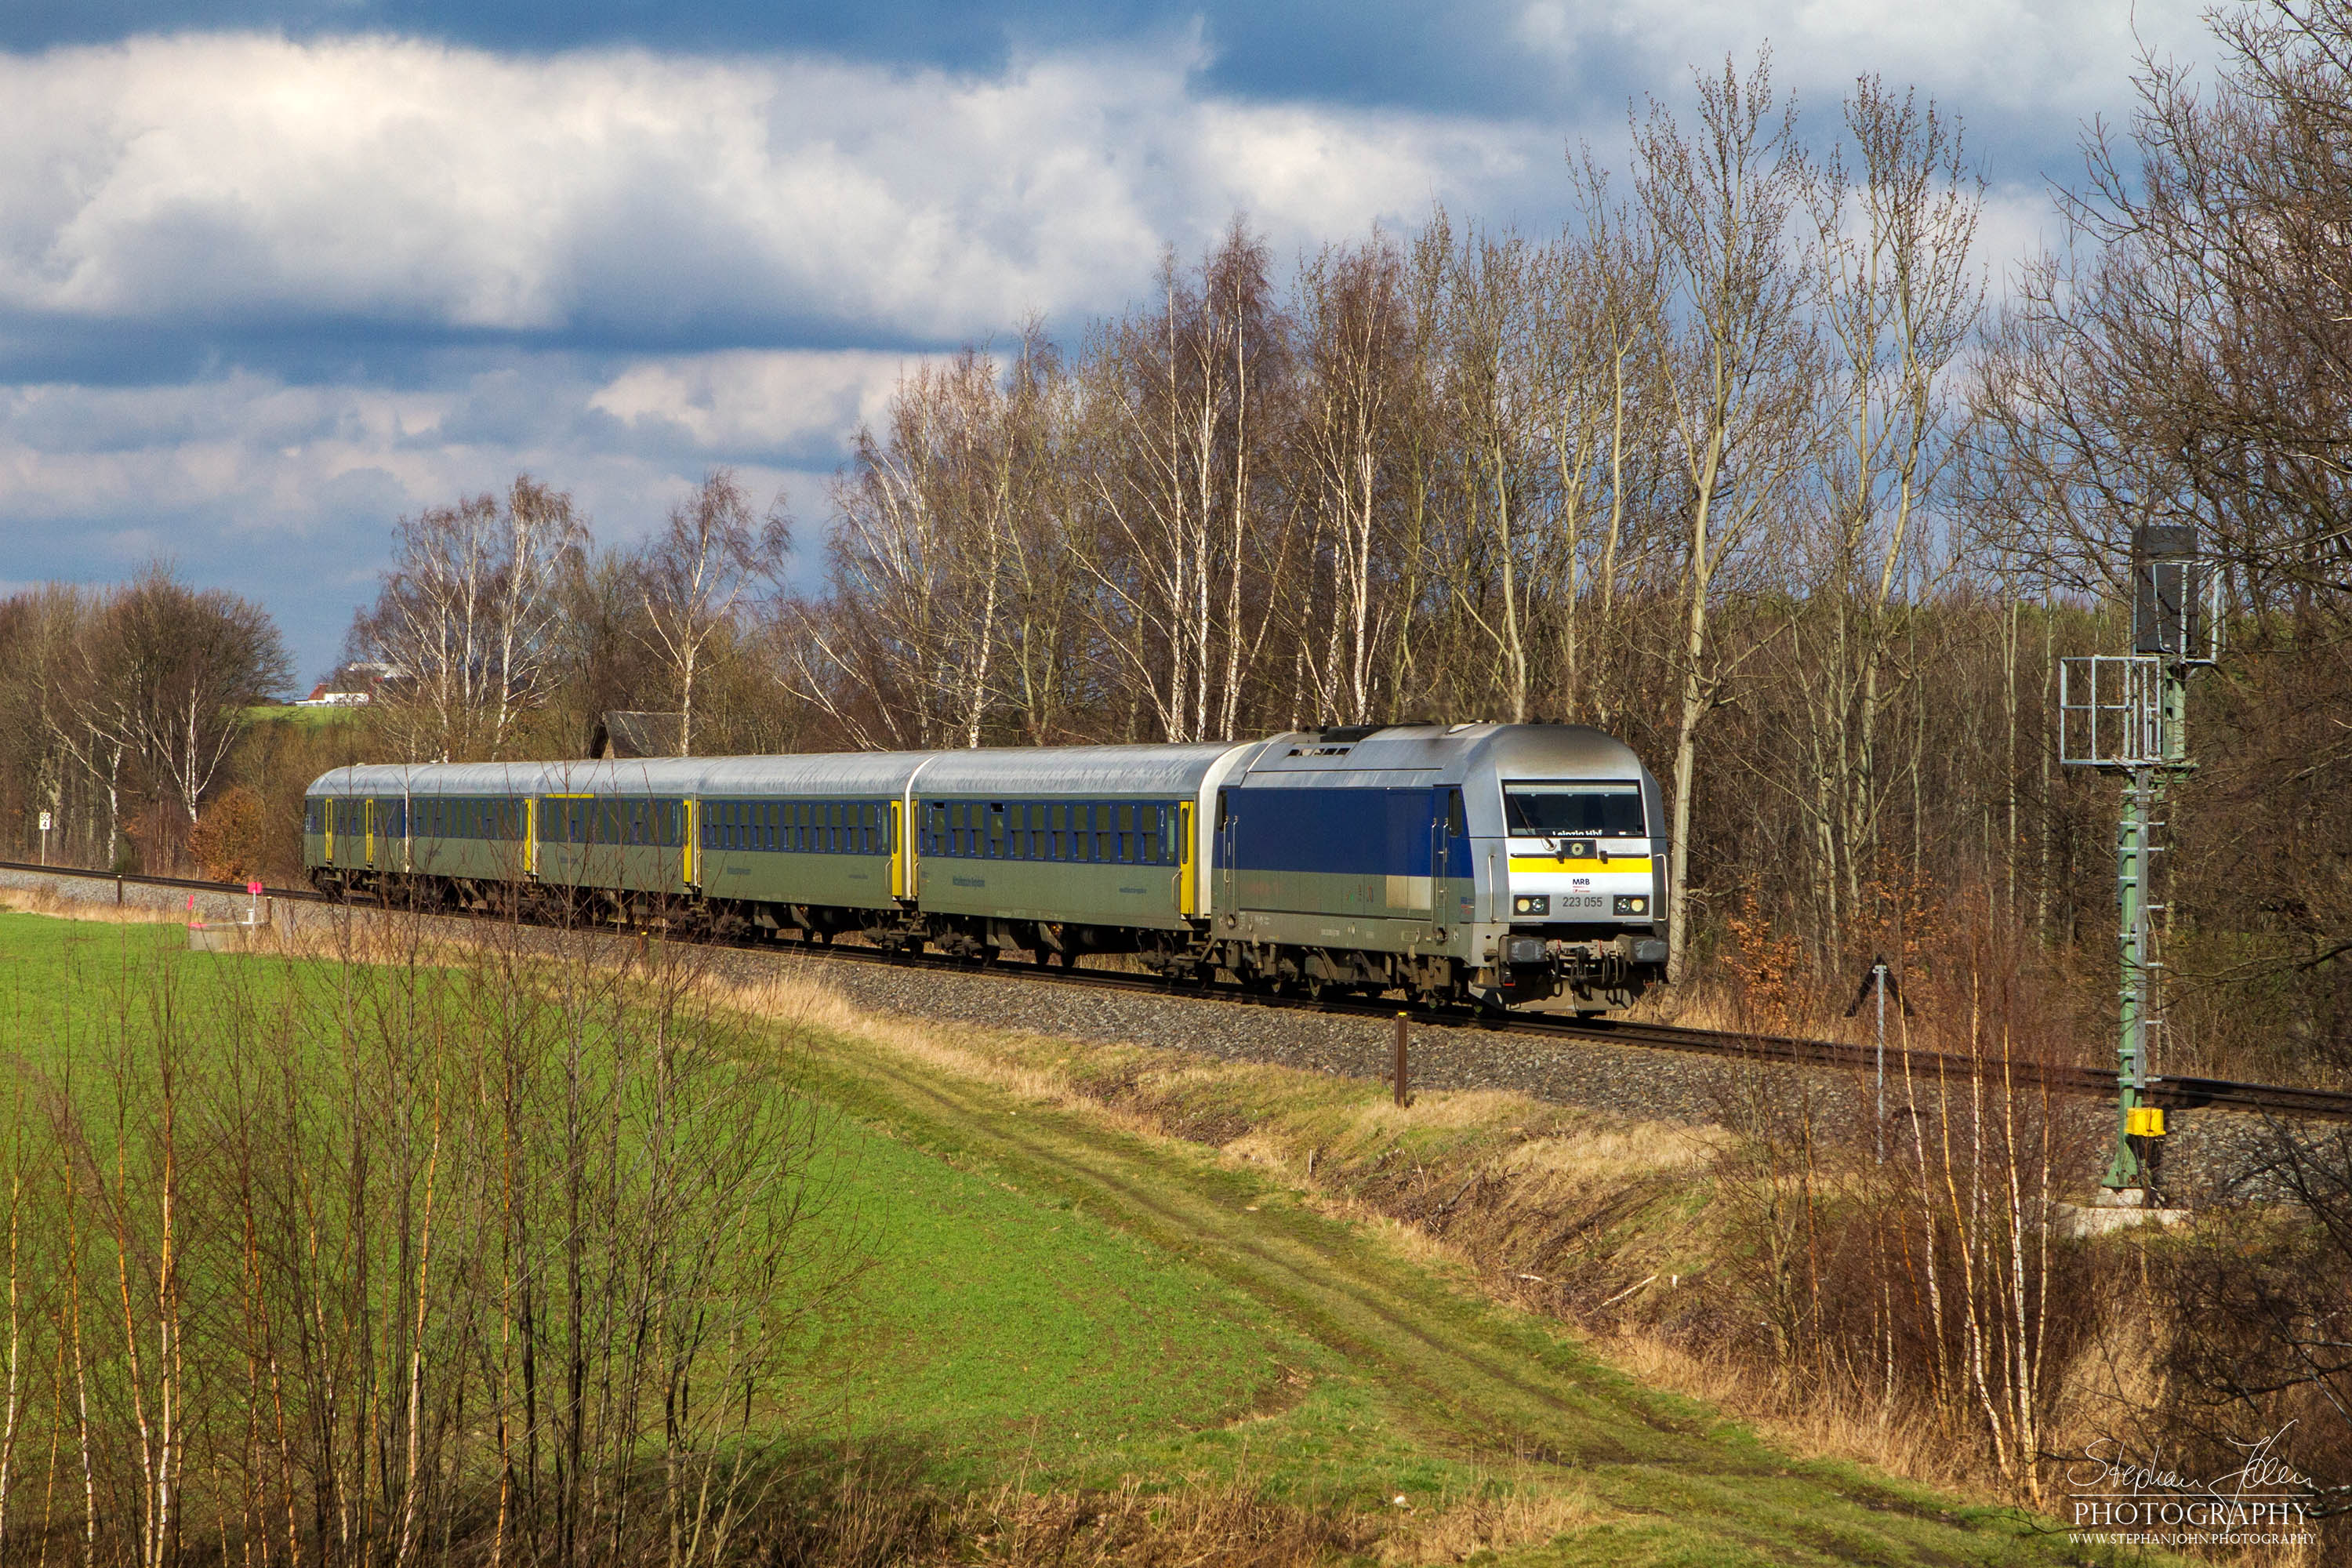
[588,711,684,759]
[296,661,396,707]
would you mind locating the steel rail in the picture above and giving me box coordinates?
[7,857,2347,1125]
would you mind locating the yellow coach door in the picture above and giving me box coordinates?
[890,800,908,898]
[1178,801,1198,916]
[364,799,376,868]
[684,798,700,889]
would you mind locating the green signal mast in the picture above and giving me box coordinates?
[2059,525,2223,1200]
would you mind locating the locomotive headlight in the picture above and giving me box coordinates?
[1612,895,1650,916]
[1512,895,1549,916]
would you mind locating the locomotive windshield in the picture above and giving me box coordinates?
[1503,783,1645,837]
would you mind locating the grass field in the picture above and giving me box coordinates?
[0,908,2151,1564]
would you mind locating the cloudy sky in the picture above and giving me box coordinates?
[0,0,2214,683]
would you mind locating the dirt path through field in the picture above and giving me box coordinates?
[804,1017,2084,1567]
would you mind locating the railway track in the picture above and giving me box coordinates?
[9,858,2348,1127]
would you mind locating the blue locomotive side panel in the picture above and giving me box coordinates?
[1221,786,1468,919]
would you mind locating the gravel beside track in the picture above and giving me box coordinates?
[811,956,1752,1123]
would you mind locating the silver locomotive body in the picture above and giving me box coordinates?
[1207,723,1668,1011]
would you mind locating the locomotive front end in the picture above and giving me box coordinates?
[1462,728,1669,1012]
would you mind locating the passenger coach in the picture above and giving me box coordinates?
[305,722,1669,1011]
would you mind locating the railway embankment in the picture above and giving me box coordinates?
[0,858,2318,1207]
[782,949,2317,1211]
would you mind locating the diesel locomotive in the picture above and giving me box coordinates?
[303,722,1670,1011]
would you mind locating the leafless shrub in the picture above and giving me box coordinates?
[0,905,845,1565]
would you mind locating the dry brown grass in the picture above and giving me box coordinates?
[0,884,190,925]
[763,1463,1597,1568]
[1592,1330,1980,1492]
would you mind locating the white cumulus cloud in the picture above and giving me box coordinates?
[0,32,1545,343]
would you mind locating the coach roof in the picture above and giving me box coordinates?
[912,742,1256,797]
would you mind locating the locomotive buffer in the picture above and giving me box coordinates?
[2059,524,2222,1200]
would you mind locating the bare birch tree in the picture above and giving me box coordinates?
[636,470,789,757]
[1297,234,1414,723]
[1633,56,1817,978]
[350,476,586,762]
[1787,81,1984,949]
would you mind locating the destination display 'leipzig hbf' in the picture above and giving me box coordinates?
[304,723,1670,1013]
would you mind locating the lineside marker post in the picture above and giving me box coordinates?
[1394,1012,1410,1108]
